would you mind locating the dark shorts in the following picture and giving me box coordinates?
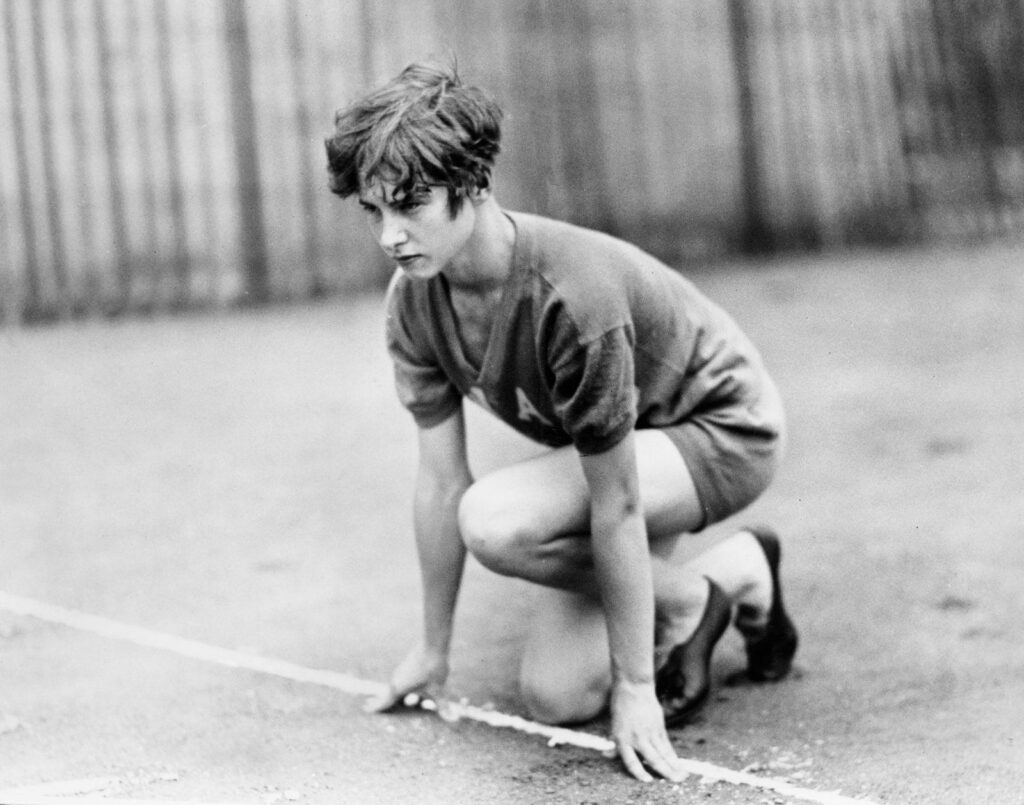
[660,376,786,531]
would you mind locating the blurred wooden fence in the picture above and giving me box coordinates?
[1,0,1022,324]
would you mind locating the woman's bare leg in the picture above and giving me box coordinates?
[457,430,773,722]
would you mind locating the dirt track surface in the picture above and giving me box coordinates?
[1,243,1023,804]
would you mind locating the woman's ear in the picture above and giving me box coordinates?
[469,175,493,204]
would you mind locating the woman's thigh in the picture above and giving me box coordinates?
[462,429,705,546]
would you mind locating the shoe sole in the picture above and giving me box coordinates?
[744,526,798,682]
[656,579,732,727]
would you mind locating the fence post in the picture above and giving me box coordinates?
[93,0,133,314]
[285,1,324,298]
[223,0,269,305]
[4,0,43,320]
[30,0,74,319]
[727,0,772,252]
[154,0,191,307]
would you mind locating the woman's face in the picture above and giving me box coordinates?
[358,183,477,280]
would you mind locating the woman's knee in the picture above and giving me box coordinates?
[519,590,611,725]
[520,666,609,725]
[457,480,535,576]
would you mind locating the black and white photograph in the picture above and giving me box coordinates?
[1,2,1022,803]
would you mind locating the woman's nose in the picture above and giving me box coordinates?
[379,213,408,251]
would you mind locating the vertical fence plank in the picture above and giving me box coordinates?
[93,0,132,313]
[315,0,388,292]
[243,1,277,299]
[126,0,164,309]
[30,0,72,318]
[809,2,854,241]
[957,0,1013,235]
[0,120,15,320]
[480,1,537,215]
[259,0,308,302]
[195,0,242,305]
[173,2,214,305]
[74,0,118,313]
[548,1,612,230]
[154,0,190,308]
[728,0,771,252]
[286,1,325,298]
[690,0,738,235]
[357,0,375,86]
[744,0,792,249]
[867,1,916,229]
[43,0,102,316]
[586,3,634,232]
[830,0,875,232]
[839,0,904,239]
[1005,0,1024,142]
[1002,0,1024,231]
[62,0,102,314]
[0,0,23,326]
[793,1,843,248]
[224,0,269,305]
[38,0,83,316]
[891,0,934,238]
[930,0,986,237]
[768,2,818,247]
[509,0,562,218]
[627,1,673,225]
[4,0,45,319]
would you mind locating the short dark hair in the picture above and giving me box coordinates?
[325,61,503,214]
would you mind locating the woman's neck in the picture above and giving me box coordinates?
[445,197,515,294]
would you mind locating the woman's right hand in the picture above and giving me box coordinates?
[363,642,450,713]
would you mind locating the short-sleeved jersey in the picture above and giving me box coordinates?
[385,211,778,456]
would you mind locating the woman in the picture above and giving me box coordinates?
[325,62,798,783]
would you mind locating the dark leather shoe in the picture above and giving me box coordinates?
[655,577,732,727]
[738,526,798,682]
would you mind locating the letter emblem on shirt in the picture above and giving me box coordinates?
[515,387,552,427]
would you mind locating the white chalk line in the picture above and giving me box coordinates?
[0,591,882,805]
[0,774,249,804]
[0,791,248,805]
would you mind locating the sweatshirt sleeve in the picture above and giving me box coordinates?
[549,325,638,455]
[385,279,462,429]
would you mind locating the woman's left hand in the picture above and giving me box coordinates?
[610,679,687,783]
